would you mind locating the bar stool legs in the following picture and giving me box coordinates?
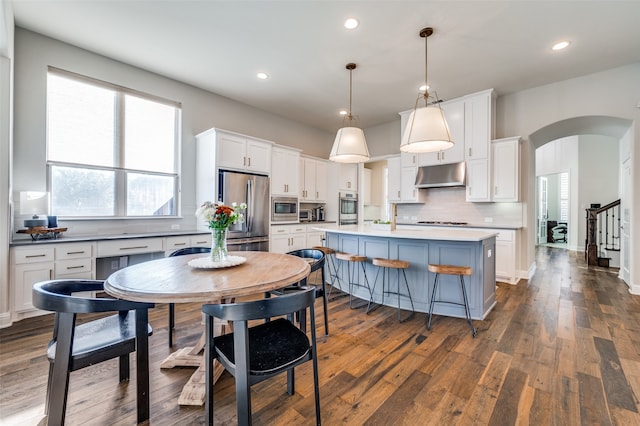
[368,258,415,322]
[427,264,476,337]
[335,253,371,309]
[313,246,346,300]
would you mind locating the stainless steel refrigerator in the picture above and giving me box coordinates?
[217,170,270,251]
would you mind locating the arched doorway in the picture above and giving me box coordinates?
[528,115,633,286]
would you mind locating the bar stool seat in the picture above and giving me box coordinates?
[427,264,476,337]
[369,258,415,322]
[312,246,345,300]
[335,252,371,309]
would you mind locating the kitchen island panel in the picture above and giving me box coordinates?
[322,228,496,320]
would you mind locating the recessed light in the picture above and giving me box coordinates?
[339,110,348,116]
[552,41,571,51]
[257,72,269,80]
[344,18,359,30]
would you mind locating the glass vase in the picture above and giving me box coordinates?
[210,228,228,262]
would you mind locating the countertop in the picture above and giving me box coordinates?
[313,224,497,242]
[270,221,336,227]
[10,229,210,247]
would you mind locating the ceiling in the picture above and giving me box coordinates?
[10,1,640,133]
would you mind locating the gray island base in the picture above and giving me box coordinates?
[315,226,497,321]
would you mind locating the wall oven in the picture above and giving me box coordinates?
[271,196,298,222]
[339,192,358,225]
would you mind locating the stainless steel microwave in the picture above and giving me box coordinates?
[271,197,298,222]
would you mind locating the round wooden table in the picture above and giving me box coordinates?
[104,251,311,406]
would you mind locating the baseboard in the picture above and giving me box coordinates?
[0,311,13,329]
[516,262,536,283]
[627,281,640,295]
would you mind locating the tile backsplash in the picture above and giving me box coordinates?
[396,187,523,226]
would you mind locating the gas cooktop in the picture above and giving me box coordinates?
[417,221,469,226]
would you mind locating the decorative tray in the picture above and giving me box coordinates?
[187,255,246,269]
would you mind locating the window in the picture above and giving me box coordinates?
[46,68,181,218]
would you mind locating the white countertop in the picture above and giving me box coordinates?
[313,224,497,242]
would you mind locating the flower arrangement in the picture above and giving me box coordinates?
[196,201,247,230]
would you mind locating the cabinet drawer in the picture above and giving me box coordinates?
[56,258,93,276]
[97,238,165,257]
[55,243,93,260]
[166,236,191,251]
[190,234,212,247]
[271,226,291,235]
[13,247,55,264]
[290,226,307,234]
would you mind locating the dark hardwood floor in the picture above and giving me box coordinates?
[2,246,639,425]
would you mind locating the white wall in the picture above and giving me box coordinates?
[12,28,333,239]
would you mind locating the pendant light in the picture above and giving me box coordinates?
[329,63,370,163]
[400,27,453,153]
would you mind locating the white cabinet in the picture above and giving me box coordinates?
[464,89,495,202]
[493,229,517,284]
[12,247,54,313]
[300,157,328,202]
[165,234,211,254]
[217,132,271,173]
[418,100,466,166]
[338,163,358,191]
[54,243,94,280]
[465,159,490,202]
[270,225,307,253]
[394,154,426,203]
[401,152,419,168]
[464,90,495,161]
[362,168,372,205]
[271,146,300,196]
[492,137,520,202]
[387,156,401,203]
[196,128,272,209]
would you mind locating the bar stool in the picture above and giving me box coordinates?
[335,252,372,309]
[427,264,477,337]
[313,246,345,300]
[368,258,415,322]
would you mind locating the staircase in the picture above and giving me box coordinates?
[585,199,621,267]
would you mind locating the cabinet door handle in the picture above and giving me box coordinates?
[398,190,401,198]
[468,147,472,157]
[66,250,86,255]
[243,156,246,166]
[120,245,149,251]
[316,191,319,199]
[248,157,251,167]
[193,240,207,245]
[66,265,85,270]
[174,242,187,246]
[26,254,47,258]
[441,151,445,161]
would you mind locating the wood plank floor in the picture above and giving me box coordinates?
[2,246,640,425]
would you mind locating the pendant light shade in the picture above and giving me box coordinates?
[330,63,370,163]
[400,27,453,153]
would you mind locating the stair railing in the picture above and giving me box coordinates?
[585,199,621,266]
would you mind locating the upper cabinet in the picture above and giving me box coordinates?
[200,129,272,174]
[338,163,358,192]
[387,156,401,203]
[362,168,372,205]
[300,157,328,202]
[271,146,301,196]
[464,89,496,202]
[196,128,273,203]
[492,137,521,202]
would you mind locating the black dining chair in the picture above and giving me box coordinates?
[278,248,329,335]
[32,279,154,425]
[168,246,211,346]
[203,286,321,426]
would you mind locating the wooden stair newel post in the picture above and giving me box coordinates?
[586,207,598,266]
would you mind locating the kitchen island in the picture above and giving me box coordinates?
[314,225,497,320]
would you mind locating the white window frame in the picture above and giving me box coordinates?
[46,67,182,219]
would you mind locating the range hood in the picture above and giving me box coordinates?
[414,161,466,188]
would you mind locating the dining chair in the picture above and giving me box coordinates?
[202,286,321,426]
[168,246,211,346]
[277,248,329,335]
[32,279,154,425]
